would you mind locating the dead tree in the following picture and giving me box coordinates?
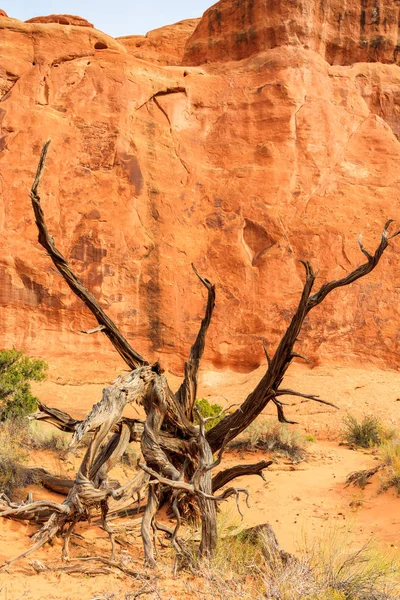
[0,140,398,569]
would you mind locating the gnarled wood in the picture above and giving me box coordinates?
[2,141,398,571]
[212,460,272,492]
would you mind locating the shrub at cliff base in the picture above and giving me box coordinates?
[0,349,47,420]
[342,414,395,449]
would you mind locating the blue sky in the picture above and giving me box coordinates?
[1,1,214,37]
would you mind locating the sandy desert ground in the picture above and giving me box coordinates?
[0,361,399,599]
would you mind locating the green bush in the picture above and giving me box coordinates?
[0,349,47,420]
[342,414,395,449]
[195,398,224,431]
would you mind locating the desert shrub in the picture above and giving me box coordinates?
[230,417,306,461]
[380,440,400,494]
[195,398,224,431]
[0,419,30,496]
[262,528,400,600]
[304,534,396,599]
[342,414,395,449]
[27,421,70,451]
[0,349,47,420]
[179,519,400,600]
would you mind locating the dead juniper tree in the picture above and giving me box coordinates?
[0,140,398,570]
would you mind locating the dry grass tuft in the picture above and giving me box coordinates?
[181,520,400,600]
[380,440,400,495]
[230,418,307,461]
[342,414,395,449]
[0,419,31,496]
[27,420,70,451]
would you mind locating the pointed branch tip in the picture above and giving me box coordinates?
[191,263,213,290]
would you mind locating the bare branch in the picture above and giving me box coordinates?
[79,324,106,335]
[290,352,310,362]
[212,460,272,492]
[358,231,373,261]
[261,338,272,368]
[176,264,216,420]
[30,141,147,370]
[272,398,298,425]
[307,221,400,311]
[276,388,338,409]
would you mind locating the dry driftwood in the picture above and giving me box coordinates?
[345,464,384,488]
[1,140,398,570]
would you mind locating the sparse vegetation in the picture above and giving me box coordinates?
[342,414,395,449]
[181,524,400,600]
[0,349,47,420]
[0,419,29,496]
[0,419,72,497]
[299,529,400,600]
[27,421,70,452]
[230,417,307,461]
[265,530,400,599]
[380,440,400,494]
[345,464,383,490]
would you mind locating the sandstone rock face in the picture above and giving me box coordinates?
[0,10,8,17]
[184,0,400,66]
[25,15,94,28]
[1,2,400,378]
[119,19,200,66]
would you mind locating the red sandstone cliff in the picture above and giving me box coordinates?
[0,2,399,377]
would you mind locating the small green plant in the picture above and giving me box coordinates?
[195,398,224,431]
[0,349,47,420]
[380,440,400,494]
[342,414,395,448]
[304,434,316,442]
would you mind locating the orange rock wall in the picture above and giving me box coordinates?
[119,19,200,66]
[0,3,400,377]
[184,0,400,65]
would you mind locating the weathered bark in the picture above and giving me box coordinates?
[24,468,74,496]
[241,523,296,566]
[212,460,272,492]
[345,464,383,488]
